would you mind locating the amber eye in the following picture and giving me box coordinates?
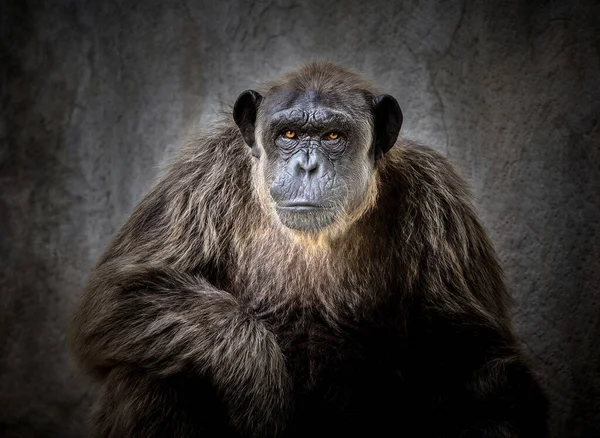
[327,132,340,140]
[283,130,296,139]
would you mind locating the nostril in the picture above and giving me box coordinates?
[304,159,318,174]
[292,158,305,177]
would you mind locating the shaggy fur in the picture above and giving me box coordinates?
[69,61,549,437]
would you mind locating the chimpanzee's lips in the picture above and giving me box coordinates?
[276,201,325,212]
[275,201,337,231]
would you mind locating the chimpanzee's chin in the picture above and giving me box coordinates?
[275,207,337,232]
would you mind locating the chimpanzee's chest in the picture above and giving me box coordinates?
[266,305,408,436]
[266,301,405,406]
[270,307,351,390]
[223,251,409,419]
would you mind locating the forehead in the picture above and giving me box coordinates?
[261,86,368,121]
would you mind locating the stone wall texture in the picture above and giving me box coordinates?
[1,0,599,436]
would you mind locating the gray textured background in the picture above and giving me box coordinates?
[1,0,599,437]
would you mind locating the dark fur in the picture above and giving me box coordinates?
[69,62,549,437]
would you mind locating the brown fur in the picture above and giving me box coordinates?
[69,61,548,437]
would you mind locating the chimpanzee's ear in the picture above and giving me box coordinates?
[233,90,263,158]
[372,94,403,160]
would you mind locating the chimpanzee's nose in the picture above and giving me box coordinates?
[291,151,319,178]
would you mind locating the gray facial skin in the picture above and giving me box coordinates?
[260,89,372,232]
[234,84,402,233]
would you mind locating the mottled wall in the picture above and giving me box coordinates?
[1,0,598,436]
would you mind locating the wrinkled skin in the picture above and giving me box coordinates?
[234,86,402,232]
